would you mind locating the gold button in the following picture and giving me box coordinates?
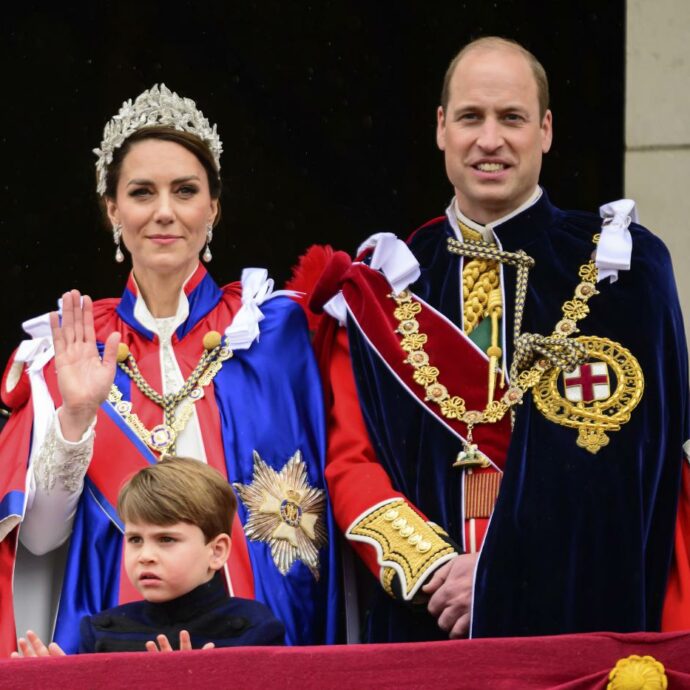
[116,342,130,363]
[408,534,421,545]
[400,526,414,538]
[416,540,431,553]
[392,517,407,530]
[203,330,222,350]
[383,509,399,521]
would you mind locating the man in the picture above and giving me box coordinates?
[310,37,689,641]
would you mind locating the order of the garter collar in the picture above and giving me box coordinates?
[93,83,223,196]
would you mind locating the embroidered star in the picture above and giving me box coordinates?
[233,450,327,580]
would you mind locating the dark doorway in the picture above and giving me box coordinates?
[1,0,624,367]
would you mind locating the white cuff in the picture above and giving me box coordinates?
[20,411,95,554]
[32,411,95,495]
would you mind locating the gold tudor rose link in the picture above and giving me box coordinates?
[108,335,233,455]
[392,238,603,466]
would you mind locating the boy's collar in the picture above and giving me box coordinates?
[142,571,227,625]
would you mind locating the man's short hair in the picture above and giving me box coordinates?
[440,36,550,118]
[117,456,237,543]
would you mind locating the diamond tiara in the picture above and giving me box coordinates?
[93,84,223,196]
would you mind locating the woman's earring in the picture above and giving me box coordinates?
[112,223,125,263]
[203,224,213,263]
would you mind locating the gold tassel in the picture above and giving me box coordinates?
[486,288,503,403]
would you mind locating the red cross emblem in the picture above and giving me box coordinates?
[563,362,611,403]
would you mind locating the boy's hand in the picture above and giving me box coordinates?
[11,631,66,658]
[145,630,215,652]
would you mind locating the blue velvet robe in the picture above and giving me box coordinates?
[346,191,689,639]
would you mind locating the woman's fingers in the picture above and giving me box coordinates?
[60,291,75,345]
[82,295,96,344]
[145,640,159,653]
[70,290,84,343]
[101,331,122,372]
[49,311,64,357]
[53,290,116,363]
[56,290,96,345]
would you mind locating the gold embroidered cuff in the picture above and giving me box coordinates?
[381,566,396,598]
[347,499,456,600]
[428,522,450,537]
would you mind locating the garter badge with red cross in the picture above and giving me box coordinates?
[563,363,611,403]
[532,336,644,454]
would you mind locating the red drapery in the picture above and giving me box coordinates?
[2,631,690,689]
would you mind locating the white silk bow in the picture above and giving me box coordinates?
[10,312,58,515]
[596,199,637,283]
[324,233,421,325]
[225,268,295,350]
[358,232,421,294]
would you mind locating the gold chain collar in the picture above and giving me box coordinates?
[107,331,233,456]
[391,239,600,467]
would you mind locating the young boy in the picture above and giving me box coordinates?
[14,457,285,655]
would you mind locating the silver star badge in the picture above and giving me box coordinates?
[233,450,327,580]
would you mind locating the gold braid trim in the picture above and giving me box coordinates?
[463,259,500,333]
[108,340,233,456]
[347,499,455,600]
[381,567,396,598]
[395,242,600,428]
[458,220,501,335]
[428,523,450,538]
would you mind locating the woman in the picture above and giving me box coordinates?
[0,85,339,654]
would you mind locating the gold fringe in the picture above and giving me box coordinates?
[464,471,502,519]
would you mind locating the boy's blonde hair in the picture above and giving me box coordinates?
[117,456,236,542]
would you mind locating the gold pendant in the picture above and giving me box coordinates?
[107,337,233,457]
[148,424,177,452]
[109,390,179,455]
[532,336,644,454]
[452,423,491,469]
[453,442,491,469]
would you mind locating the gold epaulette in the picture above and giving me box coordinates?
[346,499,456,600]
